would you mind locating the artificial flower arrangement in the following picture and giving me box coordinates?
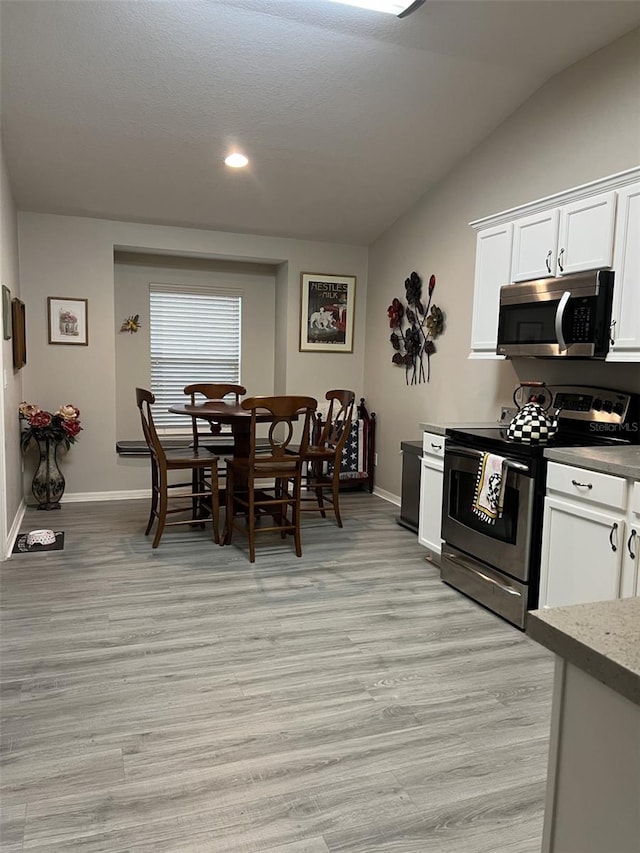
[19,402,83,451]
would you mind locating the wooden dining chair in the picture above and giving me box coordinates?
[224,395,317,562]
[183,383,247,449]
[297,389,356,528]
[183,383,246,515]
[136,388,220,548]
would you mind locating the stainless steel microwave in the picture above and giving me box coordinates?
[496,270,614,358]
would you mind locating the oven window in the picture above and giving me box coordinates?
[448,467,519,543]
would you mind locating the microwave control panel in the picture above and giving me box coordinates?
[569,302,592,342]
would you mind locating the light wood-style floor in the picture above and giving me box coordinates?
[1,493,554,852]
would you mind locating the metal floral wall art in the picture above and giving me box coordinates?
[387,272,444,384]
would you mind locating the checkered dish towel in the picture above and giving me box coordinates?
[472,453,507,525]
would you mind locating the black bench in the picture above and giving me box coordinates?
[116,435,237,456]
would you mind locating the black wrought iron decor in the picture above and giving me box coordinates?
[387,272,444,384]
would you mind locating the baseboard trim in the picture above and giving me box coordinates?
[372,486,400,506]
[46,487,400,506]
[62,490,151,503]
[3,500,26,561]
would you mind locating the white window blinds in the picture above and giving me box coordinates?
[149,285,242,428]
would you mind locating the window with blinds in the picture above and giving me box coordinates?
[149,285,242,429]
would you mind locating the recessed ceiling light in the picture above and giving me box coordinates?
[326,0,425,17]
[225,153,249,168]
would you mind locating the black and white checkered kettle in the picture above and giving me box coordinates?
[507,400,560,445]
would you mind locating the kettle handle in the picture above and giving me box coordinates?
[513,380,547,409]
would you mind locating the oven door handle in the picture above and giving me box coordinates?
[468,566,522,597]
[444,550,522,597]
[446,444,530,474]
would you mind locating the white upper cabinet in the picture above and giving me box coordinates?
[556,191,616,276]
[511,208,559,282]
[469,167,640,360]
[470,222,512,358]
[608,181,640,361]
[511,191,616,282]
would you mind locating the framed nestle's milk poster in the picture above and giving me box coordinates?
[299,273,355,353]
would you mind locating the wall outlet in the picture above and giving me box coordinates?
[374,452,378,466]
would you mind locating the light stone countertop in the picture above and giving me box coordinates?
[527,597,640,706]
[544,445,640,480]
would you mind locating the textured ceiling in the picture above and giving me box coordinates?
[2,0,640,244]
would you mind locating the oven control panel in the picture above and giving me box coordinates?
[551,387,630,423]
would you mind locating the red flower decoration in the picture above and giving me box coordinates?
[387,298,404,329]
[61,419,82,438]
[30,411,52,428]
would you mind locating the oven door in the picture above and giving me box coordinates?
[441,444,535,582]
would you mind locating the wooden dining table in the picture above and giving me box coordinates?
[168,400,274,459]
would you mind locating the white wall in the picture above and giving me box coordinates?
[0,138,24,557]
[17,214,368,498]
[365,28,640,497]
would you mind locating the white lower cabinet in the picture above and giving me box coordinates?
[540,497,626,607]
[539,461,639,608]
[418,431,444,557]
[630,482,640,596]
[542,658,640,853]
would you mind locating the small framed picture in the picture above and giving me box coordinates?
[299,273,356,353]
[48,297,88,346]
[2,285,11,340]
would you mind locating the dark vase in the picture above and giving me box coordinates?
[32,437,65,510]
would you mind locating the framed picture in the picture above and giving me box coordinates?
[299,273,356,353]
[48,297,88,346]
[2,285,11,340]
[12,298,26,369]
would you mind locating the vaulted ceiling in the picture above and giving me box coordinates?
[2,0,639,244]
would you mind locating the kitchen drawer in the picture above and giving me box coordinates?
[546,461,627,510]
[423,431,445,458]
[631,481,640,517]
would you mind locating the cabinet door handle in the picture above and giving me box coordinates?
[545,250,552,273]
[628,529,637,561]
[558,247,565,272]
[571,479,593,489]
[609,522,618,552]
[431,443,442,451]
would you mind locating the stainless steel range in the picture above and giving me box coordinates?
[440,385,639,629]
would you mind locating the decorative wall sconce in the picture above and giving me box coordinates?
[387,272,444,384]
